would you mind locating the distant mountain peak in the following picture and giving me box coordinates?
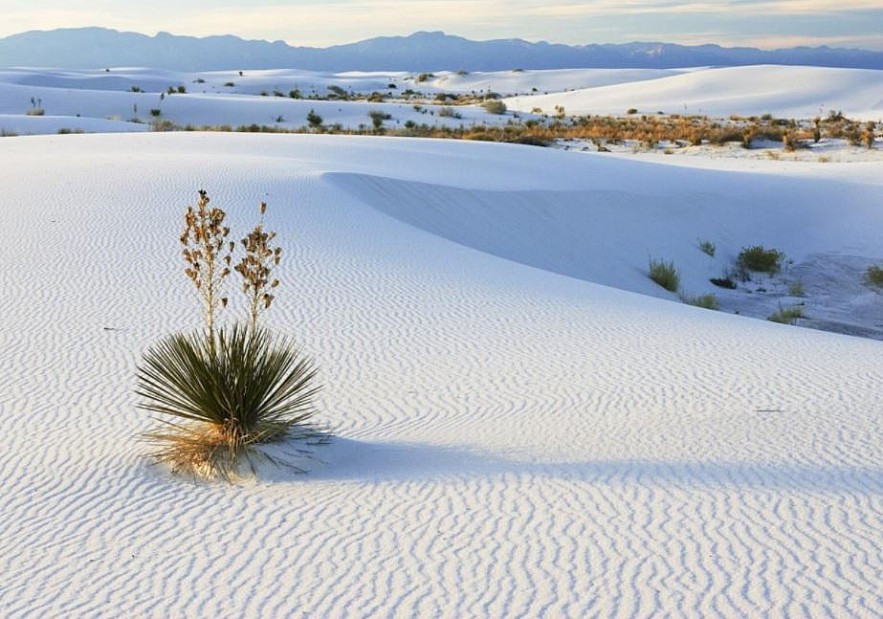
[1,28,880,71]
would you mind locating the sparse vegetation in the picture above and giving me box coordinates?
[482,100,507,115]
[648,258,680,292]
[137,191,324,481]
[306,109,323,129]
[738,245,784,275]
[438,106,462,119]
[27,97,44,116]
[865,264,883,287]
[788,280,805,297]
[709,276,737,289]
[685,293,719,310]
[768,305,804,324]
[698,239,716,257]
[368,109,392,131]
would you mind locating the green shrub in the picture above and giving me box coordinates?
[648,258,680,292]
[368,109,392,130]
[138,325,321,480]
[738,245,784,275]
[306,109,323,129]
[768,305,804,324]
[866,264,883,286]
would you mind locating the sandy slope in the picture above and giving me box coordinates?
[506,65,883,120]
[0,132,880,617]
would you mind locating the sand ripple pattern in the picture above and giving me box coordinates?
[0,133,880,618]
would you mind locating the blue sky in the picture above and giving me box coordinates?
[2,1,882,50]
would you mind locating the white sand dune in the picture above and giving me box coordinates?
[0,132,881,616]
[506,65,883,120]
[4,64,881,139]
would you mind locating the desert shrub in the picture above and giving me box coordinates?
[648,258,680,292]
[224,82,235,87]
[709,276,737,289]
[26,108,45,116]
[57,128,84,134]
[738,245,784,275]
[438,107,461,119]
[697,238,716,257]
[138,325,321,480]
[788,280,805,297]
[306,109,323,129]
[768,305,804,324]
[150,108,162,117]
[368,109,392,130]
[482,100,507,115]
[685,293,719,310]
[866,264,883,287]
[137,191,323,480]
[416,72,434,83]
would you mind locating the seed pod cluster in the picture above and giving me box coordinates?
[235,201,282,332]
[180,190,233,340]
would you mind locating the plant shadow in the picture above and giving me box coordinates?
[259,437,883,495]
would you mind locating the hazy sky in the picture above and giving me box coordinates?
[2,1,882,50]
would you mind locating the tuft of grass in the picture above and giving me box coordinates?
[26,108,45,116]
[697,238,716,257]
[648,258,680,292]
[684,293,719,310]
[768,305,804,324]
[738,245,784,275]
[866,264,883,287]
[137,325,323,481]
[788,280,805,297]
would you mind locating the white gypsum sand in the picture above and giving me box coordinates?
[2,65,880,136]
[0,131,880,617]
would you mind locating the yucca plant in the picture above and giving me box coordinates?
[138,191,324,481]
[138,325,322,480]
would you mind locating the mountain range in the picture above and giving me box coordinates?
[1,28,882,72]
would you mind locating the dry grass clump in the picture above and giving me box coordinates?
[138,191,323,481]
[738,245,784,275]
[648,258,680,292]
[768,305,804,325]
[684,293,719,310]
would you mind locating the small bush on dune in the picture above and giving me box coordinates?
[648,258,680,292]
[481,100,507,115]
[138,325,320,480]
[738,245,784,275]
[137,191,324,481]
[866,264,883,287]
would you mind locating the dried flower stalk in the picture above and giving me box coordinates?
[235,201,281,332]
[180,190,232,345]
